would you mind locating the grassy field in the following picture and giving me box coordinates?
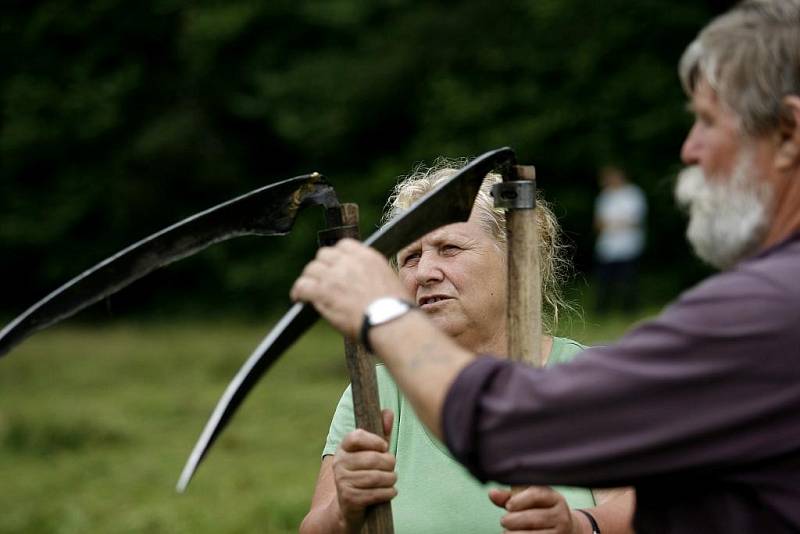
[0,310,654,533]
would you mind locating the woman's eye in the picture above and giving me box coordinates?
[441,245,461,255]
[401,253,420,266]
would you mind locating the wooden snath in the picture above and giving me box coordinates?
[495,163,541,497]
[495,164,542,366]
[319,203,395,534]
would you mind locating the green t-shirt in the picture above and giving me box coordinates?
[323,337,596,534]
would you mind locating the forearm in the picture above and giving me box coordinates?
[301,457,357,534]
[369,309,473,440]
[443,291,800,488]
[299,498,352,534]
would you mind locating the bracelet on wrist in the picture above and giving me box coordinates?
[576,509,601,534]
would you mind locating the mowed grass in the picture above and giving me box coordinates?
[0,320,351,534]
[0,309,654,533]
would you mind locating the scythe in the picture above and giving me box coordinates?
[0,148,519,533]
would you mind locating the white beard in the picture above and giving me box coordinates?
[674,151,772,270]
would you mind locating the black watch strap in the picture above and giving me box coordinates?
[359,314,375,353]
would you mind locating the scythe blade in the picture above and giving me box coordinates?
[177,146,517,491]
[0,173,339,357]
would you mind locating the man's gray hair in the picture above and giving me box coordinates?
[381,157,572,334]
[679,0,800,135]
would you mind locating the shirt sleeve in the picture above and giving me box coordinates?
[443,267,800,488]
[323,385,356,457]
[322,365,402,457]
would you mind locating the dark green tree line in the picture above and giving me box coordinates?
[1,0,731,318]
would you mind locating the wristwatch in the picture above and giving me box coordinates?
[359,297,416,353]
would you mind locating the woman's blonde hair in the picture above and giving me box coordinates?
[381,157,573,333]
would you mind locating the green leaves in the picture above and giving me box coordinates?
[0,0,717,315]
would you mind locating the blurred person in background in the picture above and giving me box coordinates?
[593,165,647,314]
[300,162,634,534]
[293,1,800,532]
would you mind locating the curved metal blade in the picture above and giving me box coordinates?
[177,301,318,491]
[177,147,516,491]
[0,173,338,357]
[363,147,516,254]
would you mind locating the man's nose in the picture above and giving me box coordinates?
[681,122,702,165]
[415,252,444,285]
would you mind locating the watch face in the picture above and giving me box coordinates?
[368,298,411,325]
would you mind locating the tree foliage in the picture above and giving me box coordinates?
[0,0,731,316]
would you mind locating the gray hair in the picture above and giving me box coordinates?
[381,157,572,334]
[679,0,800,136]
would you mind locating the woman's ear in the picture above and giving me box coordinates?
[775,95,800,171]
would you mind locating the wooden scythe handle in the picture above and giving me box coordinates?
[506,166,543,366]
[338,203,395,534]
[503,166,542,497]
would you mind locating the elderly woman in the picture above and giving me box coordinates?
[299,161,634,534]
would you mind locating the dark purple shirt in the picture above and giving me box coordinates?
[443,233,800,533]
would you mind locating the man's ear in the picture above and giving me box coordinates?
[775,95,800,171]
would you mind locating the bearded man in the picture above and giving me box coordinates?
[292,1,800,532]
